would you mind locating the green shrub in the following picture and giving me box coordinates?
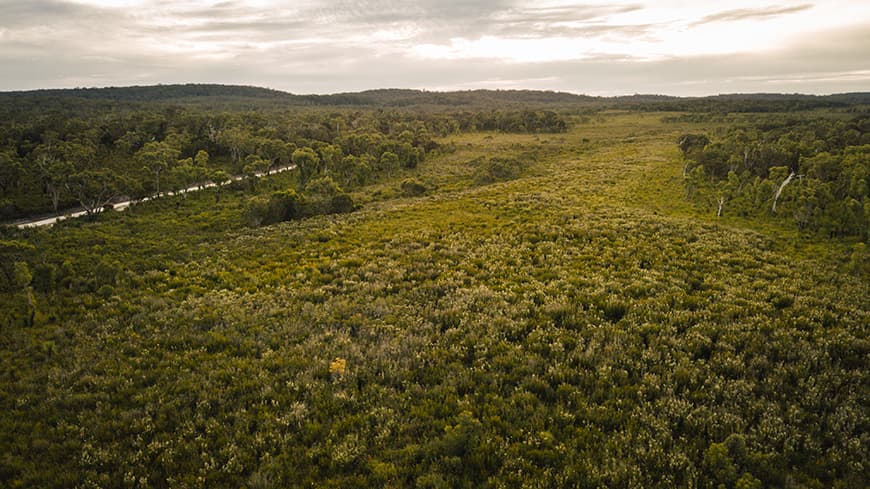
[269,189,302,222]
[244,183,353,227]
[242,195,271,227]
[97,284,114,299]
[401,178,427,197]
[304,176,342,198]
[475,157,524,184]
[329,194,355,214]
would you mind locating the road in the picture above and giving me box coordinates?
[11,164,296,229]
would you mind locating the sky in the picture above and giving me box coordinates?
[1,0,869,96]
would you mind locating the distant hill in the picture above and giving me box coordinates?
[5,84,295,102]
[0,85,601,109]
[1,83,868,112]
[0,84,312,113]
[614,92,870,112]
[310,89,600,107]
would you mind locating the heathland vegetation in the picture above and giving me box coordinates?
[0,86,867,488]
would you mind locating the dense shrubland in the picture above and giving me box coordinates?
[0,102,867,488]
[679,115,869,238]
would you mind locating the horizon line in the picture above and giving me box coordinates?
[1,82,867,99]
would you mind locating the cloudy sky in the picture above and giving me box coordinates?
[1,0,869,95]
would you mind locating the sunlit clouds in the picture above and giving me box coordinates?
[1,0,868,94]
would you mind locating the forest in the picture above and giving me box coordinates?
[0,93,568,221]
[0,86,867,488]
[679,114,869,238]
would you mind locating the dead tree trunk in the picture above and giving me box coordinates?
[772,172,795,213]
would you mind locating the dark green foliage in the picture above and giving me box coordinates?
[475,157,524,184]
[401,178,428,196]
[0,239,35,292]
[600,299,629,323]
[243,189,304,227]
[0,103,439,221]
[680,116,869,237]
[269,189,302,222]
[625,92,870,113]
[31,263,56,293]
[329,193,355,214]
[678,133,711,157]
[244,178,355,227]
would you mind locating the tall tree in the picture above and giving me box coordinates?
[242,154,269,192]
[258,139,294,170]
[64,169,127,219]
[32,143,74,214]
[292,147,320,188]
[170,158,198,197]
[217,127,254,163]
[210,169,230,203]
[194,149,210,168]
[135,141,180,196]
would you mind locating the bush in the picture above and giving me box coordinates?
[242,195,271,227]
[244,184,353,227]
[329,194,355,214]
[475,157,523,184]
[269,189,302,222]
[303,176,355,216]
[304,176,342,198]
[244,190,303,227]
[401,178,427,197]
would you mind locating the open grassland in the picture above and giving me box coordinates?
[1,113,867,488]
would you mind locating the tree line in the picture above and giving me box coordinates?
[0,104,570,221]
[679,115,869,238]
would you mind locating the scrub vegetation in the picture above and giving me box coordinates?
[0,87,867,488]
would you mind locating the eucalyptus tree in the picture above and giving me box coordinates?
[194,149,210,168]
[217,126,255,164]
[211,169,230,203]
[292,147,320,188]
[64,169,127,219]
[170,158,198,197]
[135,141,180,196]
[31,143,72,214]
[242,154,270,192]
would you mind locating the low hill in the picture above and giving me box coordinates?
[3,84,294,102]
[312,88,600,107]
[3,83,868,112]
[0,84,602,110]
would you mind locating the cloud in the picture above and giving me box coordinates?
[487,4,651,39]
[693,4,814,26]
[0,1,868,95]
[0,0,90,24]
[493,4,643,24]
[322,0,516,23]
